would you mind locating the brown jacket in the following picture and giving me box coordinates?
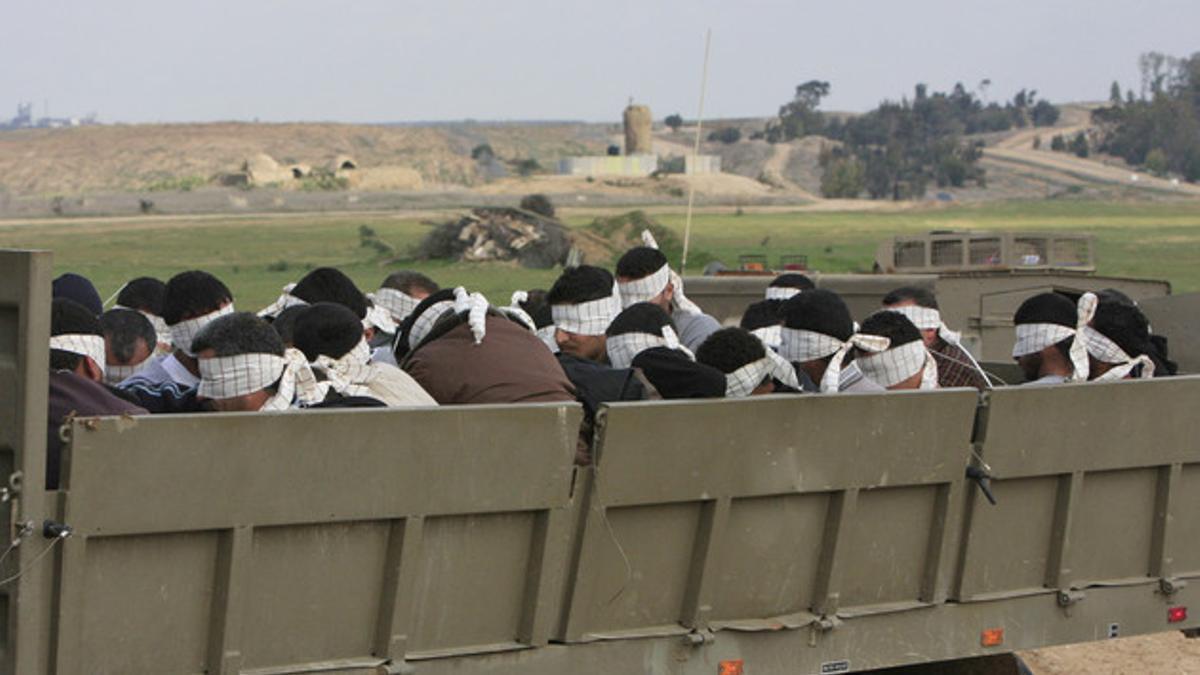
[48,371,148,489]
[403,316,575,405]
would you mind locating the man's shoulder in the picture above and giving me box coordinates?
[50,372,148,417]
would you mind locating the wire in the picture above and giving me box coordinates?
[0,535,65,589]
[680,28,712,275]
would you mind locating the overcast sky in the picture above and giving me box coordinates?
[2,0,1197,124]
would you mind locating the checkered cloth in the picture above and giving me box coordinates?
[1012,292,1095,382]
[104,361,147,385]
[1081,325,1156,381]
[552,283,622,336]
[751,325,783,350]
[725,349,801,397]
[856,340,939,389]
[746,330,801,391]
[886,305,962,345]
[369,287,422,323]
[257,283,306,319]
[407,299,456,350]
[49,334,107,376]
[779,328,890,392]
[170,304,235,357]
[453,287,489,344]
[606,325,693,369]
[617,230,704,315]
[499,291,538,333]
[312,338,375,398]
[764,286,800,301]
[198,347,322,411]
[364,304,398,335]
[886,306,990,387]
[536,325,559,353]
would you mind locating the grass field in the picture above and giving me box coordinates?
[2,200,1200,310]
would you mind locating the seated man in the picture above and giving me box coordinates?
[292,303,436,407]
[115,276,171,354]
[260,267,396,341]
[1082,293,1161,381]
[854,311,939,391]
[52,272,103,316]
[740,299,783,350]
[192,312,325,412]
[615,233,720,351]
[764,272,814,301]
[696,326,799,397]
[99,308,157,385]
[547,265,621,362]
[778,289,887,393]
[118,270,234,406]
[882,286,989,389]
[370,270,439,325]
[399,288,576,406]
[511,289,558,352]
[1011,292,1090,385]
[47,299,147,489]
[606,303,725,399]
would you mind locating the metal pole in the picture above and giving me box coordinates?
[680,29,711,274]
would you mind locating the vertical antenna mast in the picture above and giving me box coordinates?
[680,29,711,274]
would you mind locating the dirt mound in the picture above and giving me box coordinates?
[414,207,572,269]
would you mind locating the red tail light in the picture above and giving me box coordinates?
[1169,606,1188,623]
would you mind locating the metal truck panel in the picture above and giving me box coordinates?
[1140,292,1200,374]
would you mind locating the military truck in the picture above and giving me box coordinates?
[3,249,1200,675]
[685,230,1197,372]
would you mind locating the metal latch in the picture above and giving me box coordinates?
[683,629,715,646]
[1057,589,1085,615]
[808,615,842,646]
[1161,578,1188,596]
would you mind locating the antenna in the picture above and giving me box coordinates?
[680,29,711,274]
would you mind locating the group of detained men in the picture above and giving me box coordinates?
[46,232,1175,487]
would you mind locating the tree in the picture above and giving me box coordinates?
[1110,81,1123,105]
[1030,100,1061,127]
[819,157,865,198]
[519,193,555,218]
[1050,134,1066,151]
[1145,148,1169,177]
[767,80,830,142]
[707,127,741,144]
[471,143,495,161]
[512,158,542,177]
[664,114,684,132]
[1070,132,1089,158]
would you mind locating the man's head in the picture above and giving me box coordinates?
[604,302,685,368]
[292,303,364,363]
[1012,292,1078,382]
[271,305,308,347]
[740,300,782,331]
[855,311,930,390]
[49,298,107,382]
[882,286,941,348]
[162,271,234,363]
[291,267,368,320]
[1085,298,1155,380]
[615,247,673,311]
[373,270,440,324]
[396,288,458,358]
[99,309,156,384]
[52,273,103,316]
[777,289,855,385]
[192,312,287,412]
[548,265,620,361]
[116,277,166,316]
[765,273,815,301]
[696,327,777,396]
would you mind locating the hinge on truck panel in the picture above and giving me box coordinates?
[808,615,842,647]
[683,629,715,646]
[1056,589,1085,616]
[1160,577,1188,596]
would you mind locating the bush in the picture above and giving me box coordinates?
[512,159,542,177]
[707,127,742,144]
[1070,132,1089,158]
[519,193,555,218]
[664,114,684,132]
[1144,148,1169,177]
[471,143,495,161]
[1030,100,1061,127]
[819,157,865,198]
[1050,134,1067,151]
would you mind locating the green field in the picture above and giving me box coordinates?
[3,200,1200,311]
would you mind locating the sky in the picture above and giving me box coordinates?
[2,0,1197,124]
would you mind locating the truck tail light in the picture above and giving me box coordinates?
[719,660,744,675]
[981,628,1004,647]
[1169,606,1189,623]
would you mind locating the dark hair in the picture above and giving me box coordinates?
[860,311,923,347]
[606,302,673,337]
[1013,292,1076,328]
[546,265,614,305]
[162,271,233,325]
[769,273,814,291]
[517,289,553,329]
[51,273,103,316]
[740,299,782,331]
[695,327,766,374]
[292,303,363,362]
[381,270,439,296]
[271,305,308,345]
[1090,299,1175,375]
[291,267,368,319]
[882,285,938,310]
[50,298,103,371]
[116,277,166,315]
[616,247,668,280]
[780,288,853,340]
[191,312,284,358]
[100,309,155,364]
[395,288,457,360]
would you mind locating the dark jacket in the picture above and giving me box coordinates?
[631,347,725,399]
[48,371,148,489]
[556,353,649,418]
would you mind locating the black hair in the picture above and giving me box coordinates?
[1097,288,1136,306]
[51,273,103,316]
[271,305,308,345]
[859,311,923,348]
[50,298,103,371]
[546,265,614,305]
[695,327,767,374]
[191,312,284,358]
[882,285,938,310]
[99,309,155,364]
[780,288,854,341]
[292,303,363,362]
[116,277,166,315]
[1013,292,1076,328]
[740,299,783,331]
[606,302,674,337]
[1090,299,1176,376]
[769,273,815,291]
[381,270,439,296]
[615,247,668,280]
[517,289,553,329]
[291,267,368,319]
[162,271,233,326]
